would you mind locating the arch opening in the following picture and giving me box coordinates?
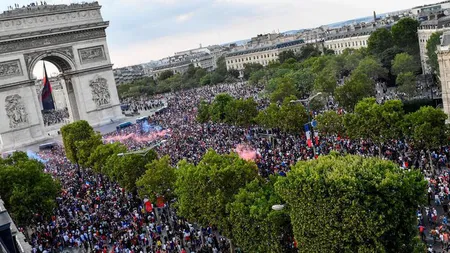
[31,54,79,127]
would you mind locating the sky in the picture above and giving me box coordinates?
[6,0,439,78]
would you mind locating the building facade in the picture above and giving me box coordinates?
[418,16,450,73]
[437,31,450,120]
[225,39,305,70]
[0,199,31,252]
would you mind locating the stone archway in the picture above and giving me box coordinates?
[0,2,123,151]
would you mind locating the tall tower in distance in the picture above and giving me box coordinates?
[373,11,377,22]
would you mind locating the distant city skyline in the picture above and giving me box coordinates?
[22,0,440,78]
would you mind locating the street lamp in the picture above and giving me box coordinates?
[291,92,323,158]
[117,140,167,157]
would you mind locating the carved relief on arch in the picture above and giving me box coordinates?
[5,94,28,129]
[78,45,106,64]
[89,76,111,108]
[0,60,23,79]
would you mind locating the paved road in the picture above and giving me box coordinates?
[17,105,166,153]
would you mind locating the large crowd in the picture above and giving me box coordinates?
[42,108,70,126]
[27,82,450,252]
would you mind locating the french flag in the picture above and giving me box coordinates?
[305,124,312,148]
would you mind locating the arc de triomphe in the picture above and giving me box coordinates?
[0,2,123,151]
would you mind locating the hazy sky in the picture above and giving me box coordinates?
[6,0,438,78]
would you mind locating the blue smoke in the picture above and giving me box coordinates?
[141,121,162,133]
[141,121,153,133]
[27,150,48,164]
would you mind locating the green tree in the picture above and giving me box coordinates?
[392,52,420,76]
[61,120,97,165]
[228,69,240,79]
[228,177,294,253]
[194,68,207,81]
[315,110,345,136]
[314,68,337,95]
[197,100,210,123]
[0,152,60,228]
[396,72,417,98]
[249,69,266,85]
[210,72,224,84]
[426,32,443,75]
[275,154,426,253]
[367,28,394,56]
[87,142,127,174]
[200,73,211,86]
[391,17,420,56]
[243,63,264,80]
[105,150,158,194]
[225,98,258,127]
[137,155,177,203]
[216,56,228,77]
[379,46,404,70]
[289,68,315,98]
[158,70,174,81]
[210,93,234,122]
[335,71,375,111]
[354,56,388,80]
[404,106,448,151]
[344,98,405,156]
[270,77,298,103]
[74,133,102,168]
[255,103,280,129]
[279,95,308,133]
[175,150,258,236]
[279,50,297,64]
[296,44,322,61]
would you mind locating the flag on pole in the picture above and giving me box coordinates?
[304,124,312,147]
[306,131,312,148]
[314,131,319,145]
[41,62,55,111]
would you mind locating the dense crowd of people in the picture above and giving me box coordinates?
[27,82,450,252]
[42,108,70,126]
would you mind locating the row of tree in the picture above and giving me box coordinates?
[58,114,430,253]
[135,147,427,252]
[197,93,310,133]
[315,98,448,158]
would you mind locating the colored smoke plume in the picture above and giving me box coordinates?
[105,129,171,143]
[141,121,162,133]
[27,150,48,164]
[235,144,257,161]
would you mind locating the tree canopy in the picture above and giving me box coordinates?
[0,152,60,228]
[136,155,177,203]
[426,32,443,75]
[275,154,427,253]
[367,28,394,56]
[175,150,258,235]
[61,120,98,165]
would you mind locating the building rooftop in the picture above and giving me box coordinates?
[227,39,305,57]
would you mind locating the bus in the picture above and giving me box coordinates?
[136,116,149,124]
[39,142,56,151]
[116,121,133,131]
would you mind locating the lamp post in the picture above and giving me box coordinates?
[272,204,285,211]
[290,92,322,158]
[117,140,167,157]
